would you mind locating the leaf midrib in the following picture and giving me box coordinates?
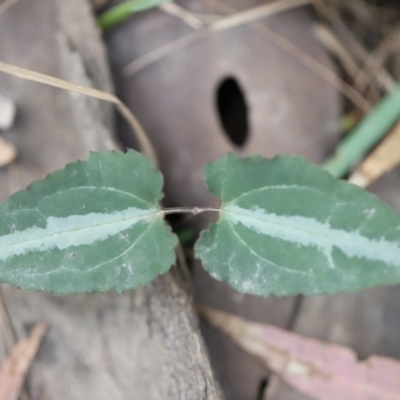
[0,208,163,252]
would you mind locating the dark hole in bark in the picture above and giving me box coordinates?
[216,76,249,147]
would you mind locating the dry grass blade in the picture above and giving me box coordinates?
[255,30,371,112]
[122,0,371,112]
[354,23,400,93]
[0,0,19,17]
[123,0,313,77]
[314,0,396,96]
[314,0,369,62]
[211,0,372,113]
[338,0,378,28]
[313,24,367,89]
[349,120,400,188]
[159,2,205,29]
[122,30,211,76]
[313,23,381,103]
[0,322,49,400]
[0,61,158,167]
[209,0,312,32]
[249,21,371,113]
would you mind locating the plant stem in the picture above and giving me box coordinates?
[323,82,400,179]
[98,0,169,31]
[163,207,221,216]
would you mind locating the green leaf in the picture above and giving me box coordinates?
[195,153,400,296]
[0,150,177,294]
[98,0,170,31]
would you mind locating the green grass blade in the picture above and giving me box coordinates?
[324,83,400,178]
[98,0,170,31]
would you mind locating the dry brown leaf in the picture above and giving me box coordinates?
[199,305,400,400]
[349,120,400,188]
[0,137,16,168]
[0,323,49,400]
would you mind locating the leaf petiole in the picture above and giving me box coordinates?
[162,207,221,216]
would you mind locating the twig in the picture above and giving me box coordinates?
[0,61,158,167]
[0,0,19,17]
[323,83,400,179]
